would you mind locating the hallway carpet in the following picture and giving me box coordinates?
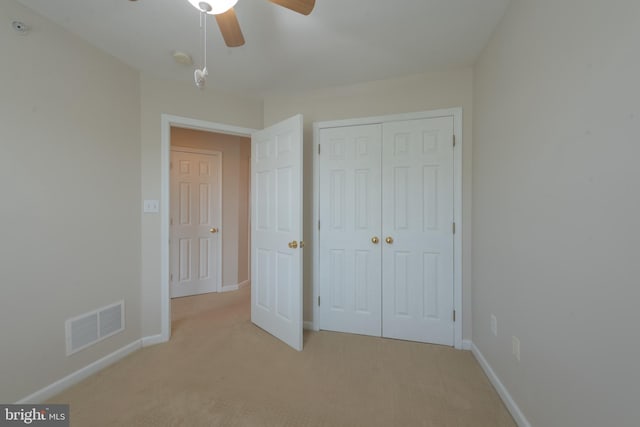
[48,287,515,426]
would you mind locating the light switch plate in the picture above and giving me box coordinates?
[143,199,160,213]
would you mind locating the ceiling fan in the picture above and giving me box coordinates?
[188,0,316,48]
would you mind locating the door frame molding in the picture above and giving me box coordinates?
[160,114,257,342]
[312,108,464,349]
[170,146,223,294]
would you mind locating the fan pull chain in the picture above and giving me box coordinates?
[202,10,207,72]
[194,9,209,89]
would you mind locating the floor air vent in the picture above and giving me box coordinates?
[66,301,125,355]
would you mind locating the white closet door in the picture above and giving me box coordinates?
[319,124,382,336]
[381,117,455,346]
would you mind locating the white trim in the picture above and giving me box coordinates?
[312,108,464,348]
[453,109,463,350]
[221,284,239,292]
[461,339,473,351]
[311,123,321,333]
[238,280,250,289]
[160,114,258,343]
[170,147,221,156]
[169,147,224,294]
[471,343,531,427]
[141,334,166,347]
[314,108,460,130]
[16,340,142,404]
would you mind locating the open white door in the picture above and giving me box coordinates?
[251,114,304,351]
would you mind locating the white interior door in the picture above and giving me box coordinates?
[318,124,382,336]
[251,115,303,351]
[170,149,222,298]
[381,117,455,345]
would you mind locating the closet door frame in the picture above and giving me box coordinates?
[312,108,463,349]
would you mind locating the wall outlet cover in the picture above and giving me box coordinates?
[512,336,520,361]
[143,199,160,213]
[491,314,498,336]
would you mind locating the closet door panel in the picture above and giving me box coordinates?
[382,117,455,346]
[319,125,382,336]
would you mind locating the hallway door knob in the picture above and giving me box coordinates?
[288,241,298,249]
[209,228,218,233]
[371,236,380,244]
[385,236,394,244]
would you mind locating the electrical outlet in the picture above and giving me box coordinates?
[512,336,520,361]
[491,314,498,336]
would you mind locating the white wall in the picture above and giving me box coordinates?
[170,128,251,289]
[0,0,141,403]
[472,0,640,426]
[140,75,262,337]
[264,69,473,339]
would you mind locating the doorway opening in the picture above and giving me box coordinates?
[160,115,257,341]
[170,127,251,298]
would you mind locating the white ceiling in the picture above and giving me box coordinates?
[16,0,510,97]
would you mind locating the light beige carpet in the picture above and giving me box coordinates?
[48,287,515,426]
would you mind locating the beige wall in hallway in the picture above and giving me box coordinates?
[472,0,640,425]
[263,69,474,340]
[0,0,141,403]
[170,128,251,289]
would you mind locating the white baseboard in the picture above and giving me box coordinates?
[303,321,314,330]
[16,340,142,404]
[461,339,473,350]
[222,280,250,293]
[141,334,166,347]
[471,343,531,427]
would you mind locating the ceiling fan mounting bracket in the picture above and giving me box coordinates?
[198,2,213,12]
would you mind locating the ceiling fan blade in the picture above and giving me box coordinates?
[268,0,316,15]
[215,8,245,47]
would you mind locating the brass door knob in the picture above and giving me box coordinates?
[371,236,380,244]
[288,241,298,249]
[209,228,218,233]
[385,236,394,244]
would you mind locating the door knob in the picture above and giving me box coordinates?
[371,236,380,244]
[288,240,298,249]
[385,236,394,244]
[209,228,218,233]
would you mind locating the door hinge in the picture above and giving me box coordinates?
[453,134,456,147]
[170,161,173,170]
[170,217,173,226]
[318,144,321,155]
[453,310,456,322]
[318,296,320,306]
[170,273,173,282]
[453,222,456,234]
[318,220,320,230]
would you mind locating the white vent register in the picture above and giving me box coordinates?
[65,301,124,355]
